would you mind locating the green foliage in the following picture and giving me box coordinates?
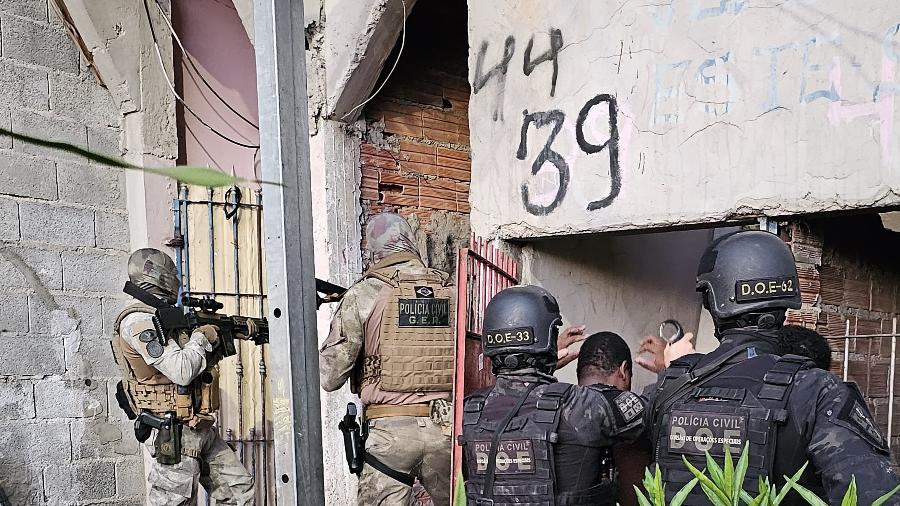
[0,126,277,188]
[453,471,467,506]
[636,444,899,506]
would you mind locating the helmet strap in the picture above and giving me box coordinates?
[492,353,557,376]
[713,310,786,338]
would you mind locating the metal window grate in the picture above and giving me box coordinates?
[172,184,274,505]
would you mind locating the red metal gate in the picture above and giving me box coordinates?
[451,235,519,493]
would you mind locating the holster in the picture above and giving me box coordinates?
[338,403,365,475]
[136,412,183,465]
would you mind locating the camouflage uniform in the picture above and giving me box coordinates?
[644,330,900,505]
[320,214,453,506]
[114,249,254,506]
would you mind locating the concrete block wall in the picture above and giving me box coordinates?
[0,1,139,504]
[784,217,900,464]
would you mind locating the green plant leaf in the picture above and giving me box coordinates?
[634,485,654,506]
[671,477,700,506]
[789,481,829,506]
[732,442,750,505]
[654,463,665,505]
[723,444,735,501]
[773,462,807,505]
[705,452,725,490]
[839,476,857,506]
[683,456,730,506]
[872,483,900,506]
[0,126,281,187]
[453,471,466,506]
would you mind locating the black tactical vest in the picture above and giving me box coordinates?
[461,382,611,506]
[652,352,812,504]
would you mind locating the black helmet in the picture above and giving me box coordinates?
[696,230,801,321]
[482,285,561,362]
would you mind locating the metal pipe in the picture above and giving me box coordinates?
[888,318,897,444]
[254,188,270,506]
[843,319,851,382]
[207,188,217,294]
[172,194,184,299]
[230,187,245,464]
[181,186,192,295]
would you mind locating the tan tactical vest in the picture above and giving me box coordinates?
[111,304,219,428]
[362,267,456,393]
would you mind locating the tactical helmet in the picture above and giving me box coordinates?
[482,285,561,362]
[696,230,801,321]
[127,248,180,298]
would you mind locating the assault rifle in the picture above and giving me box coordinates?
[123,281,268,357]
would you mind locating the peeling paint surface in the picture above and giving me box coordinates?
[467,0,900,238]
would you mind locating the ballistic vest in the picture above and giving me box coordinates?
[652,350,812,504]
[460,382,614,506]
[362,266,456,393]
[111,304,219,429]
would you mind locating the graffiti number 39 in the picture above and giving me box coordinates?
[517,94,621,216]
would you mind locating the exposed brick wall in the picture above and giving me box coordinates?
[0,2,138,504]
[359,0,470,274]
[785,217,900,462]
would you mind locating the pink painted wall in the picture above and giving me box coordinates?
[174,0,260,183]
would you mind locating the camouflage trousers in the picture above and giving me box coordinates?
[145,426,254,506]
[359,416,451,506]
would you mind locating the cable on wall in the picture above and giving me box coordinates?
[153,0,260,130]
[141,0,260,150]
[341,0,407,120]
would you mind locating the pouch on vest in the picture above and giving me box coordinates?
[461,383,578,505]
[367,269,456,393]
[655,355,808,502]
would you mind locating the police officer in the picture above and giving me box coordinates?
[646,230,899,504]
[112,248,254,505]
[459,285,645,505]
[320,213,455,506]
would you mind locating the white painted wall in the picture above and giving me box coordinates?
[520,229,722,391]
[467,0,900,239]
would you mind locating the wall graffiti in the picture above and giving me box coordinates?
[468,0,900,237]
[475,27,622,216]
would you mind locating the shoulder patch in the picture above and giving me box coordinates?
[146,340,165,359]
[614,391,644,423]
[833,382,888,453]
[138,329,158,343]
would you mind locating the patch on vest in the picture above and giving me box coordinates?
[414,286,435,298]
[484,327,535,349]
[146,340,165,359]
[473,439,535,475]
[836,384,887,451]
[398,297,450,327]
[138,329,158,343]
[667,410,747,457]
[614,391,643,423]
[734,277,797,302]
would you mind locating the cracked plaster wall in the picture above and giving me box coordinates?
[467,0,900,239]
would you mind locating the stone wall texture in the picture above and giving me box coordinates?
[0,1,139,503]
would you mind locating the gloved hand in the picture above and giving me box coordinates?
[194,325,220,346]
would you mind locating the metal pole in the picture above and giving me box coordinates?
[888,317,897,444]
[253,0,324,503]
[843,319,851,382]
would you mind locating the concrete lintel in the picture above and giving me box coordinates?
[324,0,416,121]
[232,0,255,45]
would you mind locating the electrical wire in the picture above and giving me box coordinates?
[152,0,260,130]
[341,0,406,120]
[141,0,260,149]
